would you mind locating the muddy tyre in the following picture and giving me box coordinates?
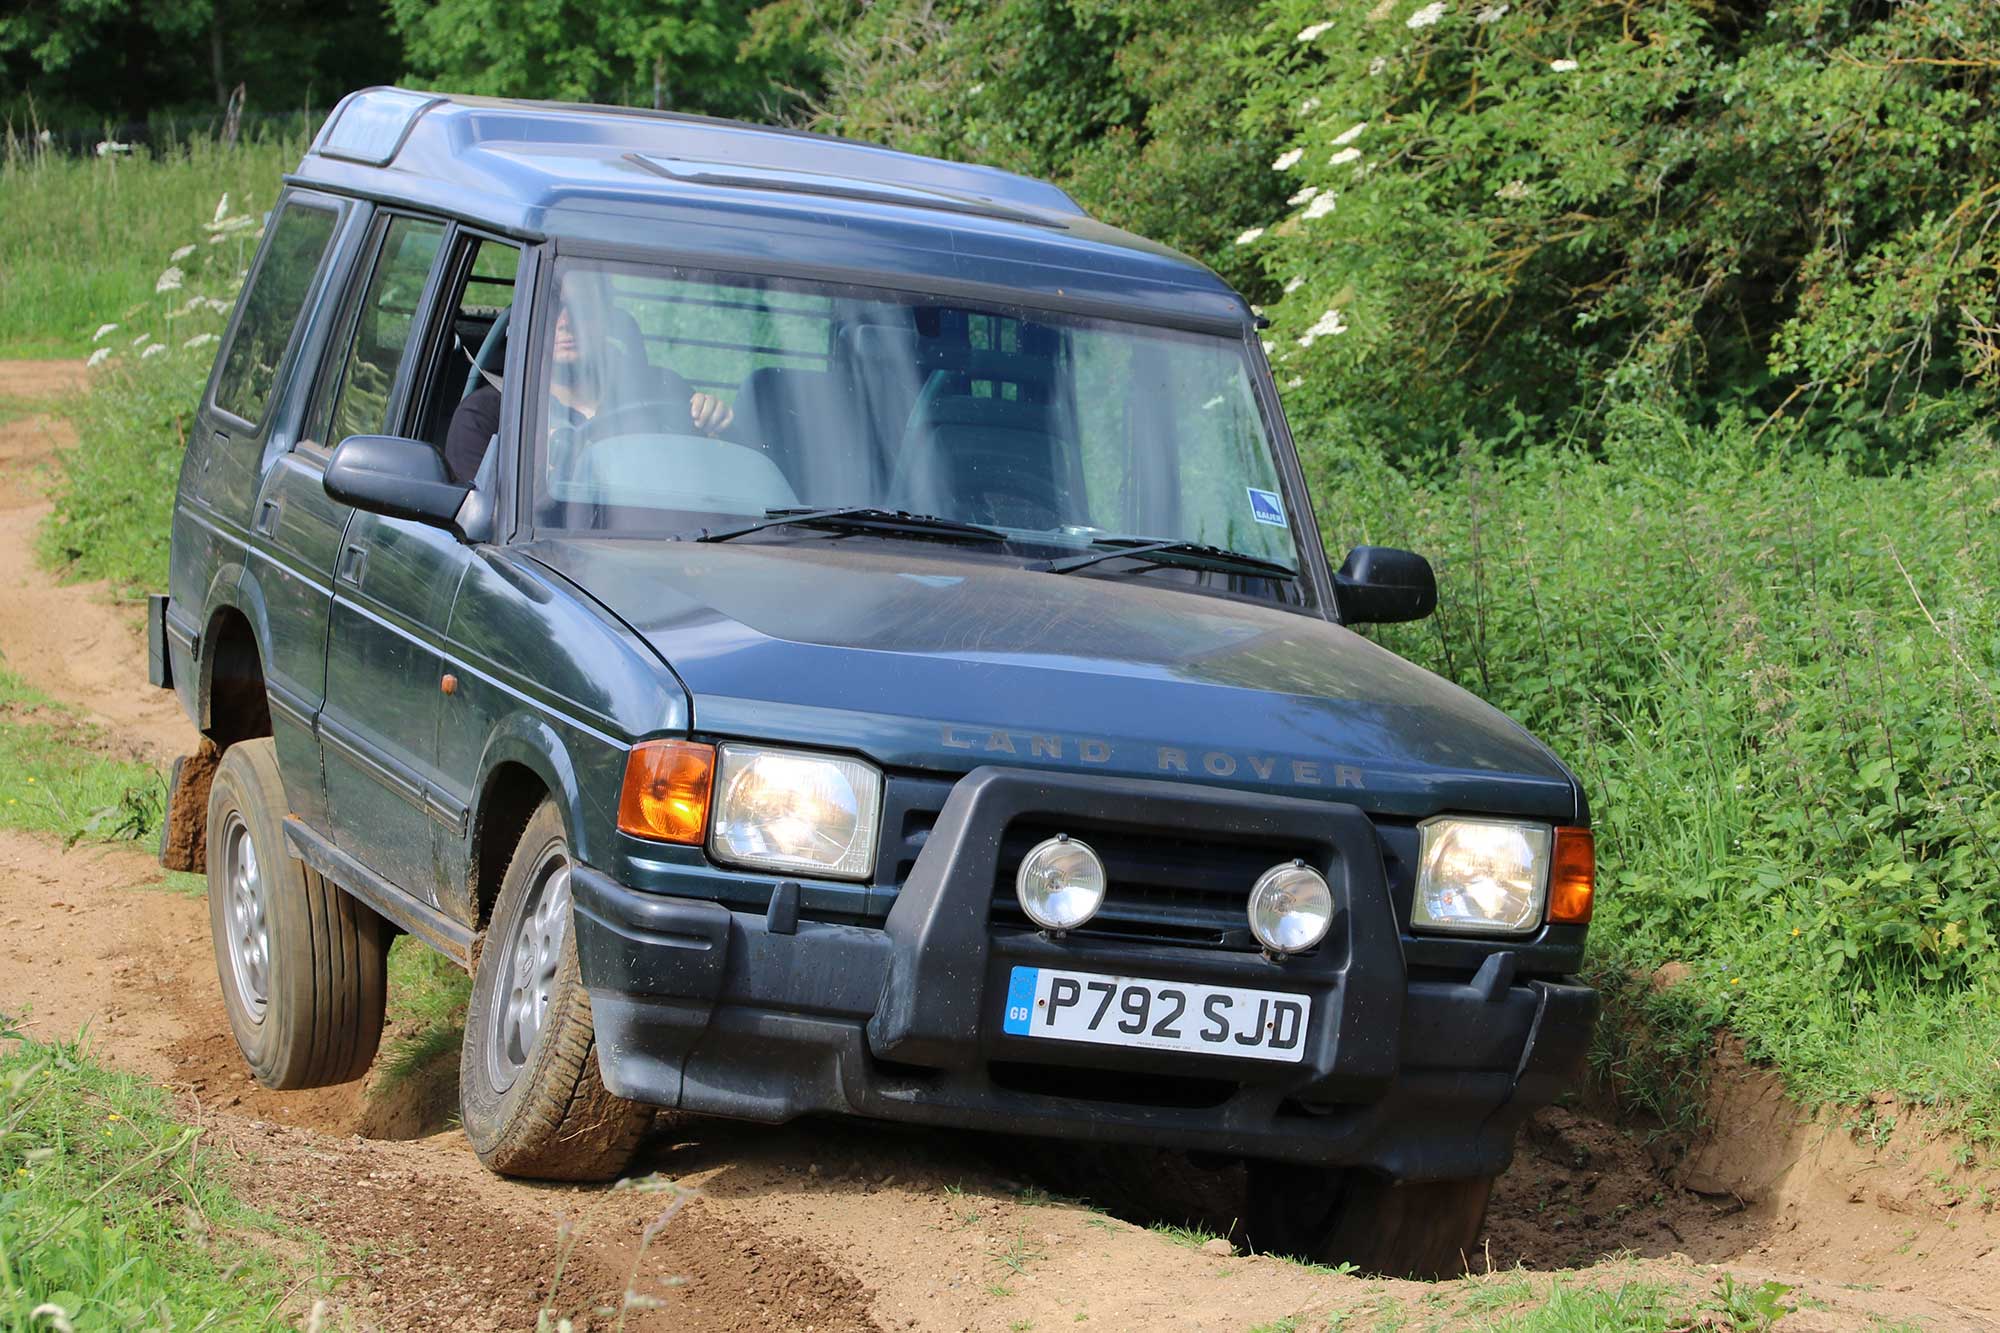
[1244,1163,1494,1279]
[459,797,651,1181]
[208,737,389,1089]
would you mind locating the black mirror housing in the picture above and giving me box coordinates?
[324,435,473,537]
[1334,545,1437,624]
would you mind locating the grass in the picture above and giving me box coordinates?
[0,1015,312,1329]
[376,936,472,1089]
[0,132,301,358]
[0,666,164,846]
[1311,417,2000,1140]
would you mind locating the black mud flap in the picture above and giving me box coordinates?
[146,593,173,690]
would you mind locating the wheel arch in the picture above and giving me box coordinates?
[464,714,599,931]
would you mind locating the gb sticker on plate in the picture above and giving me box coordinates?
[1247,487,1288,527]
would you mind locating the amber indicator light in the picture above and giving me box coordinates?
[1548,826,1595,924]
[617,739,715,844]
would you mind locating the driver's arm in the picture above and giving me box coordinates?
[444,383,503,484]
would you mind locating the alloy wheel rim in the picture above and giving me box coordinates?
[486,843,571,1095]
[221,811,270,1022]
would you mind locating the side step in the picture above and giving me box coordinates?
[282,816,475,969]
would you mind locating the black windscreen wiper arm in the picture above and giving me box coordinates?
[1039,538,1297,579]
[696,506,1009,544]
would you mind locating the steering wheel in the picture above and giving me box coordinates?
[572,398,696,446]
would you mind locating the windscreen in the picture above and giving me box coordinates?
[531,260,1300,569]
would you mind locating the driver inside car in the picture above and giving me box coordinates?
[443,276,733,484]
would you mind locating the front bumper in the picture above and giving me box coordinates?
[572,766,1598,1179]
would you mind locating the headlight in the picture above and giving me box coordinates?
[708,744,882,880]
[1015,834,1107,931]
[1247,861,1334,954]
[1412,817,1552,935]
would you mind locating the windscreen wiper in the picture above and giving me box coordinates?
[1039,537,1297,580]
[696,506,1010,544]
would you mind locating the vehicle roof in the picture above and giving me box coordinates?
[291,89,1251,329]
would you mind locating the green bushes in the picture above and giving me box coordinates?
[1313,419,2000,1129]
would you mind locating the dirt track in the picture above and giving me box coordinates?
[3,359,1997,1331]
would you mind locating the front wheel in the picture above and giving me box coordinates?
[459,797,653,1180]
[1243,1162,1494,1279]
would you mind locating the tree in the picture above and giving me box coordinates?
[388,0,818,122]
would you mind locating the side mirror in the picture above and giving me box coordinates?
[1333,545,1437,624]
[324,435,472,537]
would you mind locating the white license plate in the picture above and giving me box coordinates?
[1000,966,1310,1064]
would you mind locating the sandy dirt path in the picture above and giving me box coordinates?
[1,359,1995,1331]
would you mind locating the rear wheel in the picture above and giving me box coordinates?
[1244,1162,1494,1279]
[207,737,389,1088]
[459,797,652,1180]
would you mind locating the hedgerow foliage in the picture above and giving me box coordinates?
[790,0,2000,466]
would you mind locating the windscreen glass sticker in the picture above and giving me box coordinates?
[1247,487,1287,527]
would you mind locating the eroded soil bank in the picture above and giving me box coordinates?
[3,360,1995,1331]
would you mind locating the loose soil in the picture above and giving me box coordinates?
[2,360,1996,1331]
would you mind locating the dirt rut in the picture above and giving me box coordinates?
[2,359,1997,1330]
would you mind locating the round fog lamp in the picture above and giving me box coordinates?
[1248,861,1334,954]
[1015,834,1107,932]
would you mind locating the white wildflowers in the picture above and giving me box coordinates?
[1272,148,1304,171]
[1296,21,1334,41]
[1284,275,1306,294]
[94,140,132,157]
[86,347,112,369]
[1368,56,1389,76]
[1299,97,1321,115]
[170,243,196,262]
[1332,123,1367,146]
[1407,2,1446,29]
[1551,58,1579,71]
[183,333,218,350]
[1496,179,1532,201]
[1236,226,1266,245]
[1260,340,1276,355]
[91,323,119,342]
[212,193,230,224]
[155,266,184,294]
[1303,193,1337,219]
[1298,309,1349,346]
[131,333,150,348]
[1288,185,1321,205]
[1286,376,1304,388]
[1475,3,1509,22]
[142,343,166,359]
[1329,147,1363,166]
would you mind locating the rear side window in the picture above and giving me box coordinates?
[212,201,339,427]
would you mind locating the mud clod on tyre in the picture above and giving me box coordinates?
[1244,1163,1494,1279]
[459,797,652,1181]
[208,737,389,1088]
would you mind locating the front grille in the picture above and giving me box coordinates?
[990,820,1311,951]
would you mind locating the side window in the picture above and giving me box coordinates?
[320,216,448,447]
[414,235,522,478]
[212,201,339,426]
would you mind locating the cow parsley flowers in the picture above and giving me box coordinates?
[1272,148,1304,172]
[1407,2,1447,29]
[1298,309,1349,346]
[1296,20,1334,42]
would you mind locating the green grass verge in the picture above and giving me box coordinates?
[0,136,300,358]
[377,936,472,1090]
[0,666,164,846]
[0,1015,312,1330]
[1312,417,2000,1139]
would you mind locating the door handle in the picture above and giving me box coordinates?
[253,498,283,536]
[336,542,368,587]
